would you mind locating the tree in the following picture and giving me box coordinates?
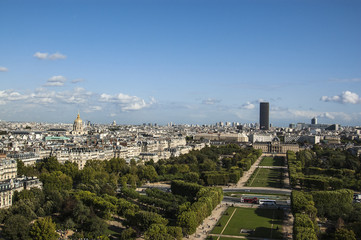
[40,171,73,191]
[82,215,109,239]
[334,228,356,240]
[11,199,37,221]
[128,210,168,231]
[16,159,38,177]
[144,224,172,240]
[139,165,158,182]
[120,227,136,240]
[61,161,79,179]
[167,226,183,240]
[29,217,58,240]
[177,210,197,235]
[312,189,353,220]
[3,214,31,240]
[184,172,199,183]
[37,157,61,173]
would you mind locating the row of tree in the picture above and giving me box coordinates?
[288,148,361,240]
[287,149,361,191]
[154,145,261,186]
[173,180,223,235]
[291,191,318,240]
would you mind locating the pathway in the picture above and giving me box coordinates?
[235,154,264,188]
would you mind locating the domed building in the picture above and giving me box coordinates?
[72,113,84,135]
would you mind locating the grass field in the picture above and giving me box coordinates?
[259,156,285,166]
[246,168,283,188]
[210,207,283,239]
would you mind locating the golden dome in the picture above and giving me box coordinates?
[74,113,82,123]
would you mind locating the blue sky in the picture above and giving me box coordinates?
[1,0,361,126]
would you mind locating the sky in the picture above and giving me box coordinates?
[1,0,361,126]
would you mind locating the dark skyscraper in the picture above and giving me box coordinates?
[260,102,269,130]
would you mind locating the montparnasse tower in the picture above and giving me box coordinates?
[72,112,84,135]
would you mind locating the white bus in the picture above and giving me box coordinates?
[259,199,276,205]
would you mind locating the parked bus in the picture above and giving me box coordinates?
[241,197,258,204]
[259,199,276,205]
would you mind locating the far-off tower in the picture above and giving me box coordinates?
[311,117,317,125]
[260,102,269,130]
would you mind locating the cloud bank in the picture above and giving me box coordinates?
[240,101,255,110]
[44,76,67,86]
[33,52,67,60]
[0,67,8,72]
[202,98,221,105]
[321,91,361,104]
[100,93,155,111]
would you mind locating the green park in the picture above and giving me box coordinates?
[246,168,284,188]
[210,207,283,239]
[259,156,285,166]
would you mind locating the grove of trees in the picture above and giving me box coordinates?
[288,146,361,240]
[1,144,246,239]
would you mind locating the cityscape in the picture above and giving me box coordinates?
[1,1,361,240]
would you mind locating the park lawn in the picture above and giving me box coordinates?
[216,207,283,239]
[211,207,235,234]
[259,156,285,166]
[248,168,283,188]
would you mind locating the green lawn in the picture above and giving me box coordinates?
[259,156,285,166]
[210,207,283,239]
[211,207,235,234]
[246,168,283,188]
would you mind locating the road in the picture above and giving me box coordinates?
[223,187,291,195]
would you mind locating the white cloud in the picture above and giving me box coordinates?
[99,93,154,111]
[28,88,56,105]
[71,78,84,83]
[321,91,361,104]
[271,107,352,122]
[33,51,66,60]
[0,90,28,104]
[56,87,93,104]
[0,66,8,72]
[241,101,255,110]
[48,52,66,60]
[84,106,102,113]
[202,98,221,105]
[44,75,67,86]
[33,52,49,59]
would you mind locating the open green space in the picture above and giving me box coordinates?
[211,207,235,234]
[246,168,283,188]
[211,207,283,239]
[259,156,285,166]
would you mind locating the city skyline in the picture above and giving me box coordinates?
[1,0,361,126]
